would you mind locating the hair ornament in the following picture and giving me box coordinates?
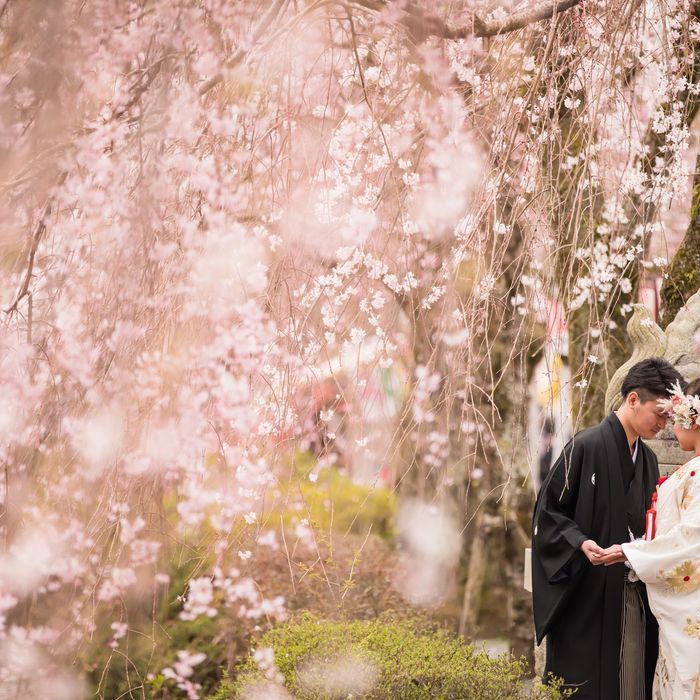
[658,381,700,429]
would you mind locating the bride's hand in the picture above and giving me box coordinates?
[598,544,627,565]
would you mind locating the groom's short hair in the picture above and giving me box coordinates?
[621,357,686,403]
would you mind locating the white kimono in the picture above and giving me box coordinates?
[623,455,700,699]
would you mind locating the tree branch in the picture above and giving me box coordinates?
[199,0,288,96]
[199,0,581,100]
[5,205,50,316]
[112,56,168,121]
[375,0,583,41]
[472,0,582,38]
[5,172,67,316]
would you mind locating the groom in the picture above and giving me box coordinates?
[532,357,685,699]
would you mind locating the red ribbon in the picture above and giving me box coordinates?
[644,491,657,541]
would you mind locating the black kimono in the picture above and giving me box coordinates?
[532,413,659,699]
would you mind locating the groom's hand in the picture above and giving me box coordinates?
[580,539,605,564]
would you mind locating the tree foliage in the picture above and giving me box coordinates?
[1,1,699,696]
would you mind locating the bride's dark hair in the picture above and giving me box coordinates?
[685,378,700,399]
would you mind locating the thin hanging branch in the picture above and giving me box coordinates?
[199,0,289,96]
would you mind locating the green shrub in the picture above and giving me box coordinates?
[209,615,569,700]
[84,558,227,700]
[84,532,409,699]
[298,466,396,539]
[269,456,396,541]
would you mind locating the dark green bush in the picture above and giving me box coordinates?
[209,615,569,700]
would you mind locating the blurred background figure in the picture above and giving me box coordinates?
[538,413,556,487]
[529,346,572,491]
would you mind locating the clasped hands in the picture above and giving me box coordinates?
[580,540,627,566]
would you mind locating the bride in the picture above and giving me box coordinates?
[602,378,700,699]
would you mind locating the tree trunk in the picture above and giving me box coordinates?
[504,506,534,665]
[659,154,700,329]
[459,507,495,638]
